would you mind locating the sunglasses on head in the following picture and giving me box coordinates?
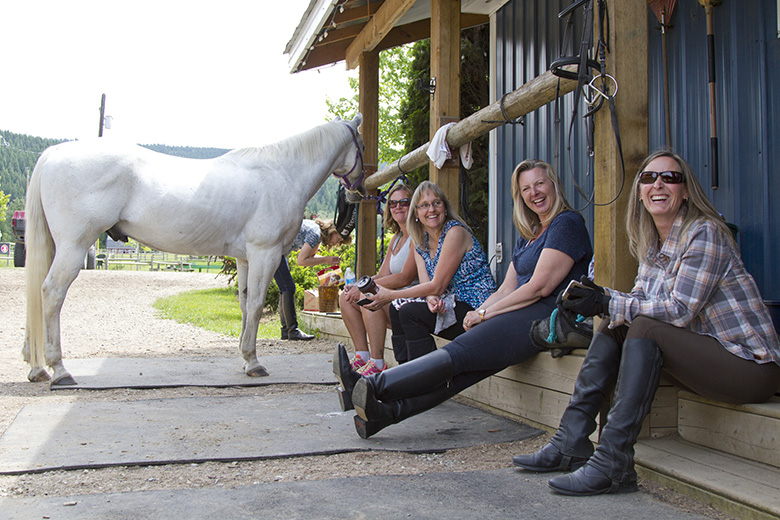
[639,170,684,185]
[388,198,411,208]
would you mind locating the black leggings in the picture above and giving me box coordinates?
[389,300,474,342]
[604,317,780,404]
[440,298,556,394]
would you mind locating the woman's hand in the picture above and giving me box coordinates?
[426,295,446,314]
[342,284,361,303]
[364,285,394,311]
[325,255,340,266]
[463,310,481,331]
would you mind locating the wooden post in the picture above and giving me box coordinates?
[357,51,379,278]
[592,0,648,292]
[429,0,461,212]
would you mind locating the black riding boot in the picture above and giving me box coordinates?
[333,343,361,411]
[351,349,454,438]
[513,332,621,473]
[549,338,662,496]
[280,291,314,341]
[391,334,409,364]
[405,336,437,362]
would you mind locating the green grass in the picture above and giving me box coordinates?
[153,287,290,339]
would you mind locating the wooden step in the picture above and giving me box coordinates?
[677,391,780,468]
[636,436,780,520]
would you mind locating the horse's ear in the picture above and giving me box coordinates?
[352,113,363,128]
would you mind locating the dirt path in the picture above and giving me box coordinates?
[0,268,725,518]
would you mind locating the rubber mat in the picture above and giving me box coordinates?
[49,355,335,390]
[0,392,541,474]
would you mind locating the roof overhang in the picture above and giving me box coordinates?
[285,0,506,73]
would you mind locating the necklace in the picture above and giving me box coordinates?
[392,232,407,255]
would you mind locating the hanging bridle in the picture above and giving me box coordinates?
[332,122,366,191]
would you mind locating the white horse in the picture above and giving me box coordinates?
[24,114,366,385]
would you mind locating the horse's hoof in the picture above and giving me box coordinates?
[28,368,52,382]
[51,374,77,386]
[246,365,269,377]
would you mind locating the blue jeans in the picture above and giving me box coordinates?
[273,256,296,295]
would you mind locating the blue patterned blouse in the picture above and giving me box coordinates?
[417,220,496,309]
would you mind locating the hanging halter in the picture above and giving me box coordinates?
[332,122,366,191]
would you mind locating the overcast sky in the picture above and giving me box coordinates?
[0,0,356,149]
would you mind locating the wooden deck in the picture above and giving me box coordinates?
[302,310,780,519]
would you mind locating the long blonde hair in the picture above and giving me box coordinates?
[511,159,572,240]
[625,150,735,260]
[382,183,412,235]
[407,180,472,251]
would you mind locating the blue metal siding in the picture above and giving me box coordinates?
[496,0,778,298]
[647,0,779,298]
[494,0,595,283]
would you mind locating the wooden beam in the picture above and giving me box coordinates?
[592,0,647,292]
[365,67,579,191]
[375,13,488,53]
[315,24,363,47]
[357,51,379,278]
[345,0,417,69]
[429,0,461,211]
[299,40,352,70]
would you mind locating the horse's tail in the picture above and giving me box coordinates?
[25,153,55,369]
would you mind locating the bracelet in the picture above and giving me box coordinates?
[478,309,486,322]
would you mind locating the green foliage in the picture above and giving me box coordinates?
[0,131,66,242]
[397,27,490,247]
[326,45,414,166]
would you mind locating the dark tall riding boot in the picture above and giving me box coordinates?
[351,349,454,438]
[391,334,408,364]
[405,336,437,362]
[333,343,361,411]
[280,291,314,341]
[513,332,621,473]
[549,338,662,496]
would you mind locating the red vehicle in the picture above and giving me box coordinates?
[11,210,25,268]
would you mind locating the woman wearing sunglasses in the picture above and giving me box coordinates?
[514,150,780,496]
[338,184,418,375]
[334,161,594,438]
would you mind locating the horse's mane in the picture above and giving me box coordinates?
[226,121,346,163]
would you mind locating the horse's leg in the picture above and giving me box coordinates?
[235,258,249,360]
[239,247,281,377]
[23,328,51,382]
[41,247,87,385]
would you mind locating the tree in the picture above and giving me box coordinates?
[399,26,491,247]
[326,44,414,167]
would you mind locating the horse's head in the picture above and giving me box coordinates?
[332,113,367,200]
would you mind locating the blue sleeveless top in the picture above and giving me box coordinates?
[417,220,496,308]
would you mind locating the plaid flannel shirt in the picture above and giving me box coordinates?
[608,210,780,366]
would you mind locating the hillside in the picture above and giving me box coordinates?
[0,130,338,243]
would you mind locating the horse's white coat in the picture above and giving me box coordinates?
[23,114,365,384]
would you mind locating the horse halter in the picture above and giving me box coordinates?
[332,122,366,191]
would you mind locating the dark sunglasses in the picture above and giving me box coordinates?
[639,170,684,185]
[388,198,411,208]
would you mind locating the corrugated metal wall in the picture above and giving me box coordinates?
[494,0,779,299]
[492,0,596,281]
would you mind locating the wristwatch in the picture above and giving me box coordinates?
[478,309,486,322]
